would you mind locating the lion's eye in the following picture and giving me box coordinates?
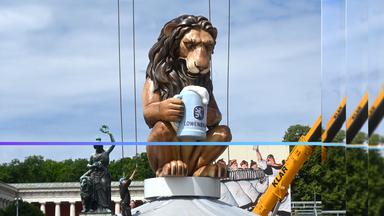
[205,44,213,53]
[185,42,195,50]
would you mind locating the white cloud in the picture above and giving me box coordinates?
[0,5,52,33]
[0,0,322,161]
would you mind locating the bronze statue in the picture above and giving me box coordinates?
[80,125,116,213]
[119,169,137,216]
[142,15,231,178]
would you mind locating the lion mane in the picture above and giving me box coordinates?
[146,15,217,100]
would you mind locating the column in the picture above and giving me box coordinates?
[40,202,46,214]
[54,202,61,216]
[69,202,75,216]
[114,201,121,215]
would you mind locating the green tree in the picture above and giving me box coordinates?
[351,132,368,144]
[290,147,322,201]
[369,133,381,145]
[346,148,368,215]
[0,153,154,183]
[284,125,346,210]
[0,200,43,216]
[283,125,322,203]
[333,130,345,143]
[285,124,384,215]
[110,152,155,181]
[283,124,310,142]
[346,131,370,215]
[368,149,384,215]
[321,146,346,210]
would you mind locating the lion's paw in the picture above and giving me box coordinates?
[156,160,188,177]
[192,163,227,178]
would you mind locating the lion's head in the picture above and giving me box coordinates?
[146,15,217,100]
[80,176,92,197]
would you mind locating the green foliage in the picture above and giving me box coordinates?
[290,146,322,201]
[109,152,155,181]
[368,149,384,216]
[351,132,368,144]
[369,134,381,145]
[284,125,322,203]
[284,125,343,208]
[283,124,310,142]
[349,131,384,144]
[346,148,368,215]
[285,124,384,215]
[284,125,346,210]
[0,153,154,183]
[0,156,89,183]
[332,130,345,143]
[321,147,346,210]
[0,200,43,216]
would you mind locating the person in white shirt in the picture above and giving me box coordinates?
[254,146,291,216]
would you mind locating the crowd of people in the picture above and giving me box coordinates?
[218,147,285,173]
[217,146,291,216]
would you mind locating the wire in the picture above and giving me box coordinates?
[226,0,231,161]
[117,0,125,161]
[208,0,213,80]
[132,0,139,164]
[208,0,212,21]
[226,0,231,127]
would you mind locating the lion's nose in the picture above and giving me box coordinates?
[194,47,209,71]
[194,62,207,72]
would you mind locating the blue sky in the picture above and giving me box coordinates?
[345,0,384,140]
[0,0,381,163]
[323,0,384,141]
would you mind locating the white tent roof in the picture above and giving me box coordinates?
[131,177,256,216]
[132,197,255,216]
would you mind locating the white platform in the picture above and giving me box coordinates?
[144,177,220,199]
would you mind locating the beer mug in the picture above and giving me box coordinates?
[174,86,209,140]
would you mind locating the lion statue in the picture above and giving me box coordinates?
[142,15,231,178]
[80,175,94,212]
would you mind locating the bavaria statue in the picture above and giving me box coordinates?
[80,125,115,214]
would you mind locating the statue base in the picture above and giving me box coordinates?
[144,176,220,199]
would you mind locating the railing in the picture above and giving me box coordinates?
[291,201,346,216]
[322,210,346,216]
[291,201,322,216]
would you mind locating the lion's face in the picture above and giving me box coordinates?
[146,15,216,99]
[179,29,214,75]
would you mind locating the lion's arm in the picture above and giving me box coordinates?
[207,91,222,127]
[142,79,162,128]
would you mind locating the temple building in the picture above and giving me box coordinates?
[0,182,17,210]
[0,181,144,216]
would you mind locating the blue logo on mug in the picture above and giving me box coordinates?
[193,106,204,120]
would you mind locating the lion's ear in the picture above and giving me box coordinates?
[163,22,178,37]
